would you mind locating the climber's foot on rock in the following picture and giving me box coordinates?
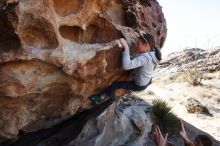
[90,94,111,105]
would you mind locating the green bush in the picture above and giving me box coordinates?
[151,99,178,134]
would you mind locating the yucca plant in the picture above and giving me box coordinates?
[179,49,205,86]
[151,99,178,134]
[183,67,203,86]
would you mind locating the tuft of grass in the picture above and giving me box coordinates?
[151,99,178,134]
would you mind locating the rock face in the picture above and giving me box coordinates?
[0,0,166,141]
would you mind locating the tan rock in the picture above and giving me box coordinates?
[186,98,213,116]
[0,0,166,141]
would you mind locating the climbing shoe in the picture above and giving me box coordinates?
[90,94,110,105]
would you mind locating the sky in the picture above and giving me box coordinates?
[157,0,220,56]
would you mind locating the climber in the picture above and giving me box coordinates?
[90,32,162,104]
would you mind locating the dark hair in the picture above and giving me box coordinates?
[196,135,212,146]
[139,33,162,61]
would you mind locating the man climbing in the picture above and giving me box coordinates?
[90,32,161,105]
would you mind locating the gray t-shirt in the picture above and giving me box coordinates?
[122,49,159,86]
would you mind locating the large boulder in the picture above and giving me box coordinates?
[0,0,166,141]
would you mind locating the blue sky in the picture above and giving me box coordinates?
[157,0,220,56]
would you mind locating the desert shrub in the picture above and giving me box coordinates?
[182,67,203,86]
[179,50,204,86]
[169,72,184,82]
[151,99,177,134]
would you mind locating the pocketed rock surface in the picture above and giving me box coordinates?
[0,0,166,141]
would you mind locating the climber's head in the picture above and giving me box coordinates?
[136,32,154,53]
[194,135,212,146]
[136,32,162,61]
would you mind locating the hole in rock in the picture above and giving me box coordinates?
[107,0,126,25]
[152,22,157,28]
[21,16,58,49]
[157,30,161,36]
[0,4,21,53]
[158,14,164,23]
[139,0,152,7]
[59,17,122,44]
[52,0,85,17]
[59,25,83,43]
[125,11,137,27]
[160,37,165,48]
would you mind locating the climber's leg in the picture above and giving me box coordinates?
[90,80,148,104]
[105,81,143,97]
[90,81,134,104]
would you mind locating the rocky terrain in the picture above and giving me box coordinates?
[157,47,220,74]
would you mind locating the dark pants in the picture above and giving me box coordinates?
[105,80,151,97]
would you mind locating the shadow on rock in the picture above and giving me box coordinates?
[0,98,114,146]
